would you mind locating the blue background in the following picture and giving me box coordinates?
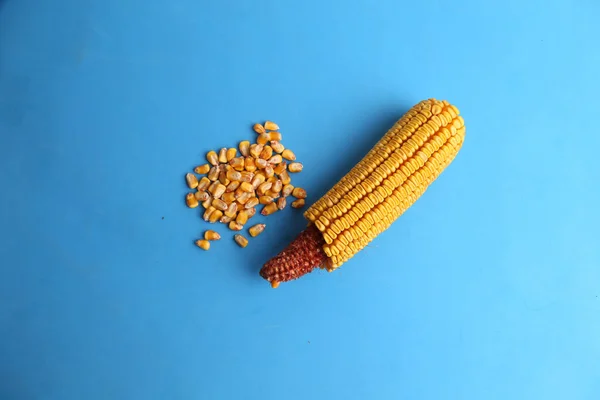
[1,0,599,399]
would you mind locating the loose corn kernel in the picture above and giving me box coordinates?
[227,170,242,181]
[252,174,266,189]
[265,189,280,199]
[212,198,228,211]
[264,165,275,178]
[197,177,211,191]
[268,131,282,142]
[261,202,278,216]
[230,157,245,171]
[292,187,307,199]
[229,221,243,231]
[282,184,294,197]
[271,141,285,153]
[257,134,269,145]
[267,176,278,183]
[226,148,237,161]
[204,230,221,241]
[213,184,226,199]
[186,173,199,189]
[208,166,219,181]
[245,197,259,209]
[220,215,232,223]
[269,155,282,164]
[271,180,283,193]
[281,149,296,161]
[279,170,291,184]
[236,210,249,225]
[291,198,305,208]
[209,209,223,223]
[236,191,252,204]
[195,190,209,201]
[240,171,254,183]
[239,141,250,157]
[257,181,273,196]
[202,197,212,209]
[259,195,275,205]
[277,197,287,210]
[246,207,256,217]
[206,151,218,165]
[253,123,266,135]
[226,181,240,192]
[186,193,199,208]
[264,121,279,131]
[194,164,210,174]
[271,280,280,289]
[249,144,263,158]
[222,192,236,204]
[249,223,266,237]
[208,181,219,195]
[255,158,268,169]
[240,182,254,192]
[218,148,228,163]
[219,169,229,185]
[224,202,238,218]
[245,157,256,172]
[288,162,303,173]
[195,239,210,250]
[260,146,273,160]
[203,206,216,221]
[273,162,287,175]
[234,234,249,248]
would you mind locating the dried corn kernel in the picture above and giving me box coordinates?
[202,197,212,209]
[207,151,218,165]
[186,173,199,189]
[219,169,229,185]
[249,144,263,158]
[282,184,294,197]
[208,166,219,181]
[186,193,199,208]
[264,165,274,178]
[257,181,273,196]
[245,197,259,209]
[245,157,256,172]
[197,177,211,191]
[265,189,280,199]
[222,191,236,204]
[203,206,216,221]
[204,230,221,241]
[271,180,283,193]
[236,210,249,225]
[195,239,210,250]
[257,134,269,145]
[260,146,273,160]
[226,148,237,161]
[269,155,282,164]
[220,215,232,223]
[240,182,254,192]
[292,187,307,199]
[240,171,254,183]
[253,123,266,135]
[234,234,249,248]
[288,162,303,173]
[277,197,287,210]
[224,202,238,218]
[255,158,268,169]
[281,149,296,161]
[279,170,291,185]
[291,198,305,208]
[264,121,279,131]
[229,221,243,231]
[230,157,245,171]
[239,141,250,157]
[227,170,242,181]
[218,148,227,163]
[213,184,226,199]
[236,191,252,204]
[251,174,266,189]
[271,141,285,153]
[194,164,210,174]
[212,198,228,211]
[273,162,287,175]
[246,207,256,217]
[261,202,278,216]
[249,223,266,237]
[195,190,210,202]
[209,209,223,223]
[259,195,274,205]
[268,131,282,142]
[226,181,240,192]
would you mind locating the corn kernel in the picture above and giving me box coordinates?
[277,197,287,210]
[264,121,279,131]
[269,155,282,164]
[194,164,210,174]
[186,193,199,208]
[264,165,274,178]
[281,149,296,161]
[229,221,243,231]
[257,134,269,145]
[195,239,210,250]
[279,170,291,184]
[255,158,268,169]
[292,187,307,199]
[259,195,274,205]
[204,230,221,241]
[209,209,223,223]
[271,180,283,193]
[207,151,218,165]
[218,148,227,163]
[251,174,266,189]
[261,202,278,216]
[239,141,250,157]
[240,171,254,183]
[202,197,212,209]
[271,141,285,153]
[253,123,266,134]
[195,190,209,202]
[240,182,254,192]
[245,157,256,172]
[213,184,226,199]
[226,181,240,192]
[246,207,256,217]
[222,191,236,204]
[220,215,232,223]
[249,223,266,237]
[219,169,229,185]
[230,157,245,171]
[224,202,238,218]
[282,184,294,197]
[203,206,216,221]
[265,189,280,198]
[197,177,211,191]
[234,234,249,248]
[249,144,263,158]
[226,148,237,161]
[212,198,228,211]
[245,197,259,209]
[185,173,199,189]
[271,280,280,289]
[227,170,242,181]
[291,198,305,208]
[273,162,287,175]
[236,210,249,225]
[288,162,303,173]
[260,146,273,160]
[268,131,282,142]
[208,166,219,181]
[257,181,272,196]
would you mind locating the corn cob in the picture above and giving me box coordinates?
[260,99,465,287]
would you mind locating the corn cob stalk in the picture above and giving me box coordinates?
[260,99,465,288]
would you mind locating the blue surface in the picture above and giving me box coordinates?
[1,0,599,399]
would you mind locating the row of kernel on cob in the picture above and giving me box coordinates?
[260,99,465,288]
[185,121,307,252]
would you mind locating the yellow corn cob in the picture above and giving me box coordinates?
[261,98,465,285]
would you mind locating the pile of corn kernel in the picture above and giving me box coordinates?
[185,121,307,250]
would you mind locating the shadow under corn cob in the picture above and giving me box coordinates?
[260,99,465,288]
